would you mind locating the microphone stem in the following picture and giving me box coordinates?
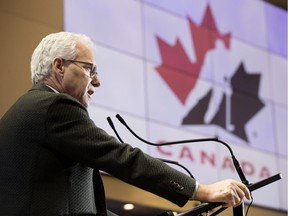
[116,114,249,185]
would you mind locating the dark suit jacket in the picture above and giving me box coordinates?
[0,83,196,215]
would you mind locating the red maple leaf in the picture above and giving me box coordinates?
[155,4,231,105]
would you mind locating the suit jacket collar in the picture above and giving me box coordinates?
[29,83,87,110]
[29,83,55,93]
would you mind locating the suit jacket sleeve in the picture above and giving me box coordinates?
[44,93,197,207]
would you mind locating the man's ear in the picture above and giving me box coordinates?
[52,58,65,77]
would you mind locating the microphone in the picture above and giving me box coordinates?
[110,115,282,216]
[115,114,250,216]
[115,114,249,185]
[106,116,195,179]
[107,117,124,143]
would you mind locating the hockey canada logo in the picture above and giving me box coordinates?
[155,5,265,143]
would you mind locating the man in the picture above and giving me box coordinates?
[0,32,250,216]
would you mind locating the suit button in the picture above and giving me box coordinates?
[170,180,184,191]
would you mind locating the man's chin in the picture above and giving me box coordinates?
[78,97,89,108]
[84,96,92,108]
[83,100,89,108]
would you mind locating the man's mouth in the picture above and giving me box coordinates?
[87,89,94,98]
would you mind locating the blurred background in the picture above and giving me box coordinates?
[0,0,287,216]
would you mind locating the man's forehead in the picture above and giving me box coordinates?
[76,42,95,62]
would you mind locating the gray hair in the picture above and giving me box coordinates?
[31,32,95,84]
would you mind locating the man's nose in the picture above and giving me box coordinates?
[91,76,100,87]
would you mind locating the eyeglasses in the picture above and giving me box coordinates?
[63,59,98,78]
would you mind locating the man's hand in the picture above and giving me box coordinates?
[194,179,251,207]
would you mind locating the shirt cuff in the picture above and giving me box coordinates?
[190,181,199,200]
